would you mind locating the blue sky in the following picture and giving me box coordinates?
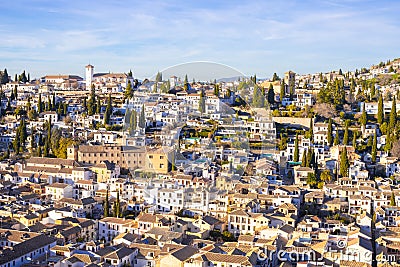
[1,0,399,80]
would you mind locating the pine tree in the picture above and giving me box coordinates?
[293,133,299,162]
[372,131,377,163]
[327,119,333,146]
[139,105,145,128]
[343,121,349,145]
[340,147,350,177]
[124,80,133,101]
[334,128,340,146]
[104,94,112,125]
[377,94,384,124]
[104,189,110,217]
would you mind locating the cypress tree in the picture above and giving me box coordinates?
[377,94,384,124]
[389,96,396,132]
[104,94,112,125]
[280,79,285,102]
[88,84,96,115]
[96,98,101,114]
[334,128,340,146]
[267,84,275,104]
[184,74,189,91]
[115,190,121,218]
[139,105,145,128]
[214,84,220,96]
[38,94,43,113]
[390,192,396,206]
[360,103,367,126]
[340,148,350,177]
[104,189,110,217]
[199,89,206,114]
[327,119,333,146]
[352,130,357,149]
[301,150,307,167]
[306,149,314,168]
[293,133,299,162]
[343,120,349,145]
[372,131,377,163]
[129,110,137,134]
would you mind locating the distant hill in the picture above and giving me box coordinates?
[217,76,246,83]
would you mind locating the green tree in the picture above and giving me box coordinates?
[280,79,285,102]
[390,192,396,206]
[104,189,110,217]
[320,169,332,183]
[155,72,162,82]
[301,151,307,167]
[12,128,21,155]
[96,98,101,114]
[372,131,377,163]
[306,172,317,188]
[214,84,220,96]
[139,105,146,128]
[252,85,264,108]
[272,72,279,81]
[104,93,112,125]
[327,119,333,146]
[377,94,384,124]
[343,121,349,145]
[183,74,189,91]
[267,84,275,104]
[1,68,9,84]
[114,190,121,217]
[129,109,137,134]
[308,118,313,142]
[340,147,350,177]
[352,130,357,149]
[38,94,43,114]
[389,96,397,132]
[334,129,340,146]
[360,103,367,126]
[293,133,299,162]
[123,80,133,98]
[199,89,206,114]
[87,84,96,115]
